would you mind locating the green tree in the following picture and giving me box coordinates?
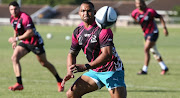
[174,6,180,16]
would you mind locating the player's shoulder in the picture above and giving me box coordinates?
[78,22,84,26]
[132,8,139,14]
[146,8,156,12]
[73,22,84,34]
[74,22,84,30]
[100,28,113,35]
[10,16,14,20]
[20,12,31,19]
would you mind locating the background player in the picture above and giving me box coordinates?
[131,0,169,75]
[62,1,127,98]
[8,1,64,92]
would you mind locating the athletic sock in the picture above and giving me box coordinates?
[55,74,62,82]
[142,65,148,72]
[159,61,167,70]
[16,76,22,85]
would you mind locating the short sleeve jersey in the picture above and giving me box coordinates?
[131,8,161,36]
[71,22,124,72]
[10,12,43,46]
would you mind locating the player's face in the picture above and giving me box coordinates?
[135,1,145,10]
[9,5,20,17]
[79,3,95,23]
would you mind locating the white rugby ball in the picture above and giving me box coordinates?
[95,6,117,29]
[46,33,53,39]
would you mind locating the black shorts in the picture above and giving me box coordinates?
[144,33,159,42]
[18,42,45,55]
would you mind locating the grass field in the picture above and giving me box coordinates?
[0,25,180,98]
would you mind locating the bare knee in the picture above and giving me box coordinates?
[144,47,151,55]
[11,55,19,63]
[66,90,75,98]
[66,90,71,98]
[39,61,48,67]
[38,58,49,67]
[110,87,127,98]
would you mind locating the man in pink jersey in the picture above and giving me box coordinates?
[8,1,64,92]
[131,0,169,75]
[61,1,127,98]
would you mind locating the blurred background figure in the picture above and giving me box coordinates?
[8,1,64,92]
[131,0,169,75]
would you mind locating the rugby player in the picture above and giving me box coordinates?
[8,1,64,92]
[62,1,127,98]
[131,0,169,75]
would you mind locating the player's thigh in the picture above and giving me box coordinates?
[12,46,29,60]
[144,39,155,51]
[109,87,127,98]
[31,45,47,63]
[67,75,98,97]
[36,53,48,63]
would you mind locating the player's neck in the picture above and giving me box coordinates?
[139,7,146,12]
[84,21,94,28]
[13,12,21,18]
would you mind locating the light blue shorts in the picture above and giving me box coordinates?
[83,70,126,90]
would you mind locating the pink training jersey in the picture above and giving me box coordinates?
[71,22,124,72]
[10,12,43,46]
[131,8,161,36]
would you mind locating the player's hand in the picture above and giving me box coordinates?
[12,42,17,49]
[61,71,74,87]
[70,64,87,73]
[8,37,16,44]
[163,28,168,36]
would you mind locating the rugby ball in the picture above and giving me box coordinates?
[95,6,117,29]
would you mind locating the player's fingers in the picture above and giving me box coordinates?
[61,76,70,87]
[61,80,65,87]
[73,70,78,73]
[70,65,78,73]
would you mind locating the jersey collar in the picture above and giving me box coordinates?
[83,21,96,31]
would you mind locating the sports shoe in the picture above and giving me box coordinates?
[57,82,64,92]
[137,70,147,75]
[8,83,24,91]
[161,68,169,75]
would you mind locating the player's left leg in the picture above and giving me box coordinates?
[36,53,64,92]
[9,46,29,91]
[109,87,127,98]
[150,45,169,75]
[138,37,155,75]
[144,38,155,68]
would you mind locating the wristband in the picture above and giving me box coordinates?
[15,37,19,41]
[85,64,91,70]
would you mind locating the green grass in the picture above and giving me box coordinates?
[0,25,180,98]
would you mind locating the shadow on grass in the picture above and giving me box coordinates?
[127,89,180,92]
[97,89,180,93]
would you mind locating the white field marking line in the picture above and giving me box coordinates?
[126,84,180,91]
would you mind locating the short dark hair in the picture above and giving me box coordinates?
[9,1,19,7]
[82,1,95,10]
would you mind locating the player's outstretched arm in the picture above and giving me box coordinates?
[61,51,78,87]
[159,15,169,36]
